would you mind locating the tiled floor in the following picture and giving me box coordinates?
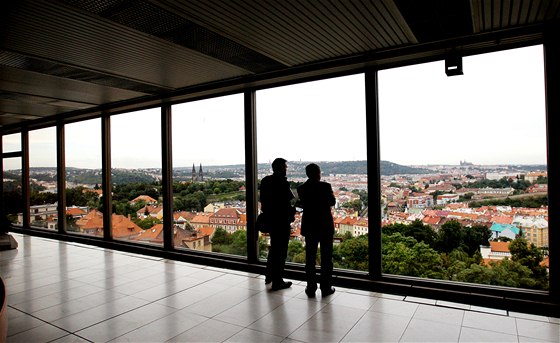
[1,233,558,343]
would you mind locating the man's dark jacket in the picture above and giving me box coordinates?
[297,179,336,236]
[259,173,295,227]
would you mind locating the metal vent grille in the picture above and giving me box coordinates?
[59,0,286,73]
[0,50,168,95]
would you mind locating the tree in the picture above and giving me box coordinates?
[113,200,136,217]
[382,233,443,279]
[383,220,437,248]
[335,235,369,271]
[462,224,491,255]
[436,220,463,253]
[135,216,160,230]
[341,199,362,213]
[407,219,437,247]
[229,230,247,255]
[509,237,548,290]
[258,235,269,259]
[211,227,232,245]
[287,240,304,262]
[454,260,535,289]
[210,229,249,256]
[381,222,409,236]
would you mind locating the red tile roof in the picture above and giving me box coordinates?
[131,195,157,203]
[490,241,510,253]
[66,207,86,216]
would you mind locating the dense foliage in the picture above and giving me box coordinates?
[281,220,548,291]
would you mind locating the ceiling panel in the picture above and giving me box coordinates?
[2,0,251,90]
[150,0,417,67]
[471,0,560,33]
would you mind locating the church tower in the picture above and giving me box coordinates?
[192,163,204,182]
[198,164,204,181]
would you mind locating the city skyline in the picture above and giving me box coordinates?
[2,45,547,170]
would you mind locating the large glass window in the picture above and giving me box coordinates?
[2,134,22,225]
[111,108,162,246]
[2,133,21,153]
[257,74,368,270]
[65,119,103,236]
[172,95,246,256]
[28,127,58,230]
[378,45,549,290]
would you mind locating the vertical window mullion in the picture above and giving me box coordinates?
[365,70,382,279]
[162,105,173,250]
[245,91,258,263]
[57,120,66,233]
[21,128,30,229]
[544,27,560,300]
[101,114,112,240]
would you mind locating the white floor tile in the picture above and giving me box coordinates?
[341,310,410,342]
[462,311,517,335]
[2,233,558,343]
[400,318,462,342]
[288,303,367,342]
[516,317,560,342]
[459,326,519,342]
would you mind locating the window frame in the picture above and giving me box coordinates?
[1,40,557,316]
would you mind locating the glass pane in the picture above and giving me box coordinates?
[111,108,162,246]
[65,119,103,236]
[257,74,368,271]
[2,157,22,225]
[29,127,58,230]
[2,133,21,153]
[172,94,246,256]
[378,45,549,290]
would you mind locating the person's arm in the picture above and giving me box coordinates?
[327,184,336,207]
[296,187,305,209]
[259,178,270,212]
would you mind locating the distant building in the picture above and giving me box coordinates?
[527,184,547,193]
[489,223,520,240]
[353,217,368,236]
[182,226,214,251]
[481,241,512,261]
[130,195,157,205]
[191,213,211,229]
[192,163,204,182]
[524,171,547,183]
[75,210,143,239]
[136,204,163,219]
[204,202,225,213]
[338,216,357,235]
[18,203,58,227]
[209,208,242,232]
[512,215,549,248]
[436,194,459,206]
[407,194,434,209]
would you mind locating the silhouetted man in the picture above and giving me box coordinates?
[259,157,295,290]
[297,163,336,297]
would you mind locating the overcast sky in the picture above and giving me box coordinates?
[2,45,547,170]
